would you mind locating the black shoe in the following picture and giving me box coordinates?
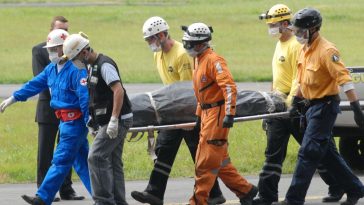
[322,193,344,202]
[253,197,273,205]
[240,185,258,205]
[272,200,290,205]
[208,194,226,205]
[60,192,85,200]
[131,191,163,205]
[53,196,61,202]
[341,195,360,205]
[21,195,46,205]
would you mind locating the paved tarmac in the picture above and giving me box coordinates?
[2,174,364,205]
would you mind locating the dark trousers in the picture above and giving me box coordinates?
[286,101,364,205]
[258,114,342,202]
[145,128,222,200]
[37,123,73,194]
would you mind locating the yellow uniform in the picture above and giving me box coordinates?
[297,36,352,99]
[272,36,301,105]
[154,40,193,85]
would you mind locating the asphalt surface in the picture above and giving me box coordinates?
[2,174,364,205]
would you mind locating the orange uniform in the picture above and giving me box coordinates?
[297,36,352,99]
[190,48,253,205]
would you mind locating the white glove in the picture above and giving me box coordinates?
[0,96,16,113]
[106,116,119,139]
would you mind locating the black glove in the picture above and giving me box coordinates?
[289,96,303,118]
[351,100,364,128]
[194,116,201,131]
[223,115,234,128]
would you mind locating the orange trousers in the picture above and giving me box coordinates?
[189,106,253,205]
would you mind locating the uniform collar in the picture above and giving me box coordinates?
[197,47,213,62]
[304,35,321,53]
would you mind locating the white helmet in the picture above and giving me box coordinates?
[43,29,69,48]
[63,32,89,60]
[142,16,169,39]
[181,23,213,49]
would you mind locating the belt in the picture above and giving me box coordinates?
[207,139,227,146]
[308,95,340,106]
[55,109,82,122]
[200,100,225,110]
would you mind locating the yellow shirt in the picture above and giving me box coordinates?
[272,36,302,105]
[297,35,352,100]
[154,40,193,85]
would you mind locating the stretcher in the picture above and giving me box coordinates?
[127,81,287,159]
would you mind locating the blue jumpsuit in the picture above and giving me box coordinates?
[13,60,91,205]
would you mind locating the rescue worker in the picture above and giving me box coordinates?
[254,4,343,205]
[273,8,364,205]
[131,16,225,205]
[0,30,92,205]
[181,22,258,205]
[32,16,84,201]
[78,34,133,205]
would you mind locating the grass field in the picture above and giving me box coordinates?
[0,100,302,183]
[0,0,364,83]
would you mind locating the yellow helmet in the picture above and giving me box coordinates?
[259,4,292,24]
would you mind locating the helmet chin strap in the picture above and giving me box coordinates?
[308,27,319,45]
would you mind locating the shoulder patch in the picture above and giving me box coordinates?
[80,78,88,86]
[332,54,340,63]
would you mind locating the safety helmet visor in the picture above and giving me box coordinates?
[182,39,201,50]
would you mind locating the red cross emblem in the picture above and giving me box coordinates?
[80,78,87,86]
[60,33,67,40]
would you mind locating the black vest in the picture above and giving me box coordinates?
[88,54,132,126]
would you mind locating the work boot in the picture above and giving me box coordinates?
[341,195,360,205]
[60,187,85,200]
[271,200,291,205]
[208,194,226,205]
[240,185,258,205]
[322,192,344,202]
[53,196,61,202]
[21,195,46,205]
[252,197,273,205]
[60,191,85,200]
[131,191,163,205]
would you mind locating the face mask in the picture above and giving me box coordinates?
[149,42,161,52]
[186,48,199,58]
[296,36,308,45]
[49,52,61,64]
[268,27,281,38]
[294,29,309,45]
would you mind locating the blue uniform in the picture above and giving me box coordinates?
[13,60,91,205]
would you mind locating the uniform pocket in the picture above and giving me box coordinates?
[304,65,320,87]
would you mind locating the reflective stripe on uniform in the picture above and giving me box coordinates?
[153,167,170,176]
[226,85,232,115]
[210,157,231,175]
[263,162,282,169]
[215,62,223,74]
[155,160,172,170]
